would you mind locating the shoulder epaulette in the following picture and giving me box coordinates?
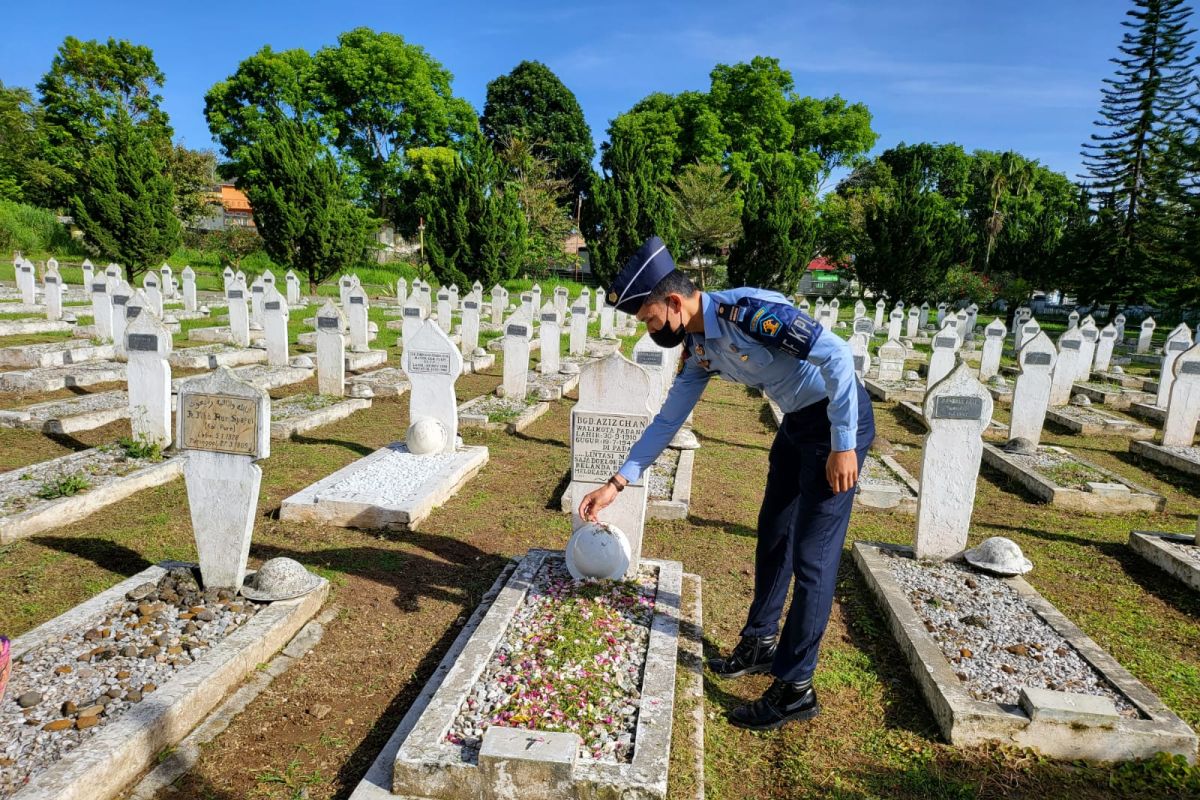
[718,297,822,360]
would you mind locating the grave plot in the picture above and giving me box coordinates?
[366,549,687,800]
[1045,403,1155,439]
[0,340,116,369]
[981,443,1163,512]
[0,443,184,544]
[1070,380,1153,410]
[0,390,130,434]
[1129,440,1200,478]
[348,367,411,398]
[1128,344,1200,478]
[0,361,125,393]
[856,451,919,512]
[854,362,1196,763]
[864,376,925,403]
[985,376,1013,405]
[458,394,549,433]
[1,563,326,800]
[227,363,314,392]
[0,319,72,337]
[853,543,1196,762]
[186,326,263,346]
[1129,528,1200,593]
[1090,368,1151,391]
[526,368,581,401]
[269,393,372,439]
[167,343,266,370]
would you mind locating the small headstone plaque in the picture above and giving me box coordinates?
[252,285,264,293]
[179,393,260,456]
[1061,340,1081,350]
[541,313,557,322]
[113,295,129,306]
[854,354,866,373]
[1170,341,1189,351]
[317,316,340,330]
[127,333,158,352]
[1083,329,1098,341]
[934,337,957,348]
[1181,362,1200,376]
[126,306,142,319]
[853,318,874,335]
[507,324,529,337]
[635,350,664,366]
[933,395,983,420]
[45,275,57,284]
[1102,330,1116,338]
[350,296,365,305]
[228,290,243,299]
[265,301,281,310]
[1025,325,1038,334]
[1026,352,1053,366]
[464,301,478,310]
[406,350,452,375]
[986,328,1004,337]
[92,282,107,292]
[403,307,422,318]
[572,411,648,486]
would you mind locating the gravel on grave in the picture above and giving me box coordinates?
[1054,406,1132,426]
[1161,538,1200,568]
[647,449,678,500]
[270,393,344,421]
[467,395,534,417]
[0,567,261,797]
[1157,445,1200,462]
[0,445,163,514]
[446,558,657,763]
[12,391,128,419]
[887,554,1139,717]
[1003,447,1109,489]
[859,453,903,490]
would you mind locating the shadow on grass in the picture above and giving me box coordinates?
[697,432,771,453]
[888,405,928,437]
[29,534,154,576]
[687,514,758,539]
[288,433,376,458]
[511,429,568,450]
[546,469,571,511]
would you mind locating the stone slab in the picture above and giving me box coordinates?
[460,351,496,375]
[270,397,372,439]
[1071,383,1152,410]
[345,349,389,373]
[7,561,327,800]
[526,370,580,401]
[981,443,1164,512]
[229,363,315,392]
[856,452,920,512]
[167,344,267,370]
[1091,370,1150,391]
[0,319,72,337]
[0,361,126,393]
[348,367,411,398]
[1129,440,1200,479]
[458,395,550,433]
[279,443,489,530]
[0,340,116,369]
[864,377,926,403]
[186,326,264,345]
[0,451,184,545]
[0,390,131,434]
[1045,406,1155,439]
[384,550,683,800]
[1128,531,1200,592]
[852,542,1197,762]
[1019,687,1119,729]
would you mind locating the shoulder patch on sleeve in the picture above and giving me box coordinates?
[721,297,821,360]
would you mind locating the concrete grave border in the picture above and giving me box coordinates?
[864,377,925,403]
[1071,382,1152,410]
[852,541,1197,762]
[0,319,72,337]
[856,452,919,512]
[279,442,489,530]
[0,390,131,434]
[348,367,411,398]
[460,352,496,375]
[1130,440,1200,479]
[0,451,185,545]
[345,349,389,373]
[8,561,327,800]
[1045,406,1155,439]
[167,344,266,370]
[382,549,684,800]
[1128,531,1200,592]
[0,340,116,369]
[457,395,550,434]
[0,361,126,393]
[981,443,1164,512]
[270,396,373,440]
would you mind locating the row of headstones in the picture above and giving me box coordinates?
[799,296,984,341]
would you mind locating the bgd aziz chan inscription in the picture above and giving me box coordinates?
[572,411,648,486]
[180,393,260,456]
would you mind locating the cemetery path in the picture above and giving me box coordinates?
[1,363,1199,798]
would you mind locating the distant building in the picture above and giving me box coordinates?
[798,256,851,295]
[192,184,255,231]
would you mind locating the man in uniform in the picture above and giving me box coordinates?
[579,236,874,731]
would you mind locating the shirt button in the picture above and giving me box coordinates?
[740,354,749,362]
[696,345,704,356]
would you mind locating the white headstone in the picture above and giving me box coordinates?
[401,299,424,351]
[569,304,588,355]
[1009,330,1057,446]
[599,306,615,338]
[906,307,920,339]
[1157,324,1194,408]
[126,310,173,447]
[347,284,371,352]
[1067,310,1079,330]
[263,286,289,367]
[888,308,903,341]
[1162,342,1200,447]
[395,276,408,307]
[1094,323,1118,373]
[502,310,533,399]
[568,353,654,574]
[222,266,235,293]
[142,271,163,318]
[339,275,354,308]
[461,297,481,355]
[160,264,175,300]
[520,291,534,318]
[111,281,133,353]
[936,302,948,326]
[250,276,266,325]
[927,325,961,391]
[853,300,866,320]
[182,266,198,312]
[979,318,1007,380]
[81,259,94,287]
[874,299,885,329]
[877,339,906,382]
[491,285,508,325]
[819,306,836,332]
[286,270,301,306]
[420,283,432,317]
[955,310,969,343]
[316,300,346,397]
[1048,327,1085,407]
[1076,320,1099,382]
[914,361,994,560]
[43,265,63,321]
[965,304,979,340]
[91,277,114,341]
[107,263,123,282]
[1137,317,1156,354]
[849,334,870,381]
[531,283,542,313]
[261,269,275,291]
[402,320,463,454]
[1114,313,1126,343]
[177,367,270,589]
[448,284,459,311]
[436,290,452,334]
[227,281,251,348]
[539,302,562,375]
[1015,316,1040,353]
[799,298,810,315]
[554,286,569,317]
[631,332,677,412]
[919,302,930,329]
[595,286,605,314]
[17,259,35,305]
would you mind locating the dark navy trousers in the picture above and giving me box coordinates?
[740,382,875,683]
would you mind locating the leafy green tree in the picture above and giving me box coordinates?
[481,61,594,201]
[312,28,476,219]
[0,82,66,204]
[418,133,526,287]
[212,226,262,269]
[495,135,573,275]
[1080,0,1197,303]
[168,145,217,226]
[69,110,179,281]
[37,37,171,207]
[583,136,676,284]
[236,112,376,291]
[727,153,817,290]
[788,94,878,191]
[709,57,796,178]
[666,163,742,289]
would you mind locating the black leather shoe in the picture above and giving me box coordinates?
[706,634,777,678]
[729,679,820,730]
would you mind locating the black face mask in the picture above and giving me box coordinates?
[649,306,686,348]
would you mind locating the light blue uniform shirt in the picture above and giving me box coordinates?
[618,288,859,483]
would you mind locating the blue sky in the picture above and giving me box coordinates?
[1,0,1137,183]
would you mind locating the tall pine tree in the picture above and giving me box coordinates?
[1079,0,1197,304]
[727,153,817,291]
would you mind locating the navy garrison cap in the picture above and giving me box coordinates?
[605,235,677,314]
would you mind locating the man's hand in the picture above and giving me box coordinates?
[826,449,859,494]
[579,482,620,522]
